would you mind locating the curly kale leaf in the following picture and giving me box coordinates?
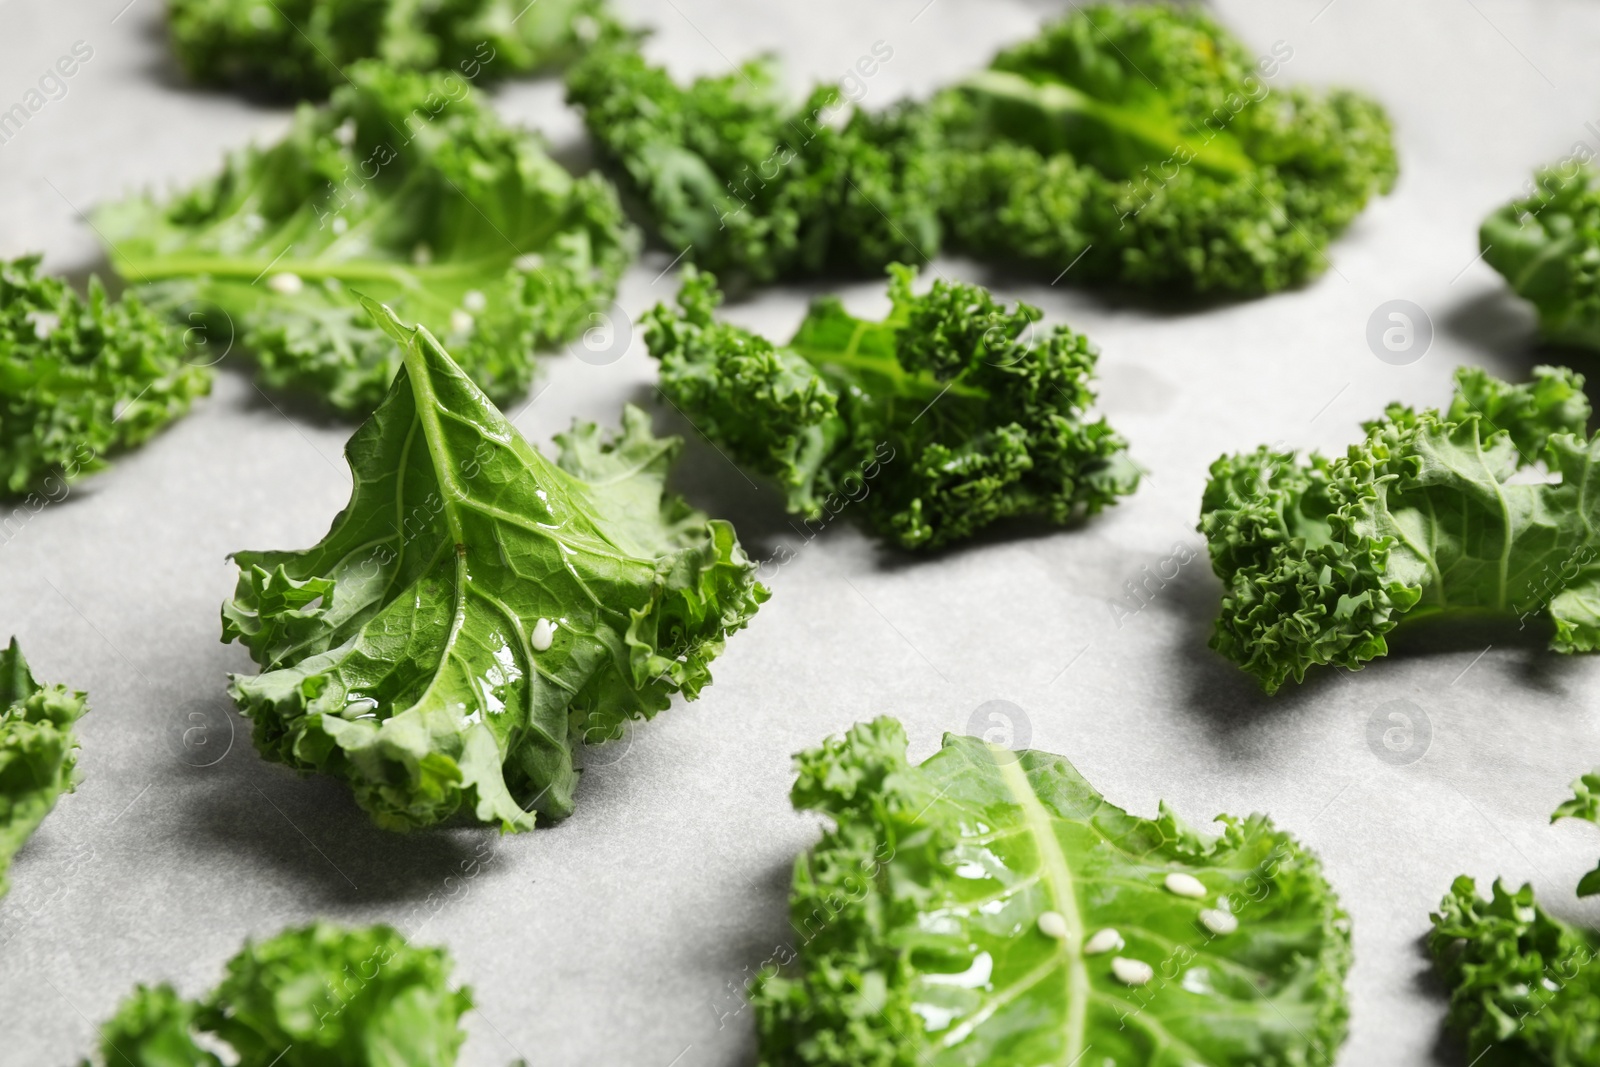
[221,299,766,831]
[81,922,472,1067]
[0,638,88,900]
[1430,877,1600,1066]
[1200,365,1600,692]
[0,255,210,498]
[752,717,1352,1066]
[1481,161,1600,350]
[98,61,636,415]
[565,34,942,285]
[936,3,1398,295]
[642,264,1137,549]
[167,0,603,100]
[1554,771,1600,898]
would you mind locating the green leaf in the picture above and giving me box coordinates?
[166,0,605,100]
[82,922,471,1067]
[1429,877,1600,1067]
[936,3,1398,294]
[642,264,1137,550]
[1553,771,1600,897]
[753,718,1353,1066]
[221,301,767,831]
[1482,162,1600,350]
[0,255,210,498]
[98,61,636,414]
[0,637,88,900]
[1200,365,1600,691]
[565,33,943,285]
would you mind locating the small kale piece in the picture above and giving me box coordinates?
[1482,161,1600,349]
[643,264,1137,549]
[935,3,1398,294]
[167,0,603,100]
[98,61,636,415]
[81,922,472,1066]
[0,255,210,497]
[0,638,88,900]
[753,717,1352,1065]
[222,299,766,830]
[565,34,942,285]
[1554,771,1600,898]
[1431,781,1600,1067]
[1200,365,1600,691]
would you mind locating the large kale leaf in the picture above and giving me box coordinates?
[0,255,210,497]
[642,264,1137,549]
[98,61,635,415]
[221,300,766,831]
[565,33,943,285]
[753,717,1352,1066]
[935,3,1398,295]
[167,0,603,100]
[79,921,472,1066]
[0,638,88,901]
[1200,365,1600,692]
[1481,161,1600,350]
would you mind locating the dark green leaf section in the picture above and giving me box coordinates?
[936,3,1398,294]
[0,637,87,900]
[1430,877,1600,1066]
[0,255,210,497]
[98,61,636,414]
[1554,771,1600,898]
[752,717,1352,1066]
[565,31,943,285]
[642,264,1137,549]
[167,0,603,100]
[222,302,766,831]
[80,922,471,1067]
[1482,162,1600,350]
[1200,366,1600,692]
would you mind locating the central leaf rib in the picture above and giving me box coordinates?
[995,750,1089,1065]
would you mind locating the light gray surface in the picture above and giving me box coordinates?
[3,0,1600,1063]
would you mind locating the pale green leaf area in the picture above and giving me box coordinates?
[221,301,766,831]
[754,718,1351,1066]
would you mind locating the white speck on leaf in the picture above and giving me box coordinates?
[531,618,555,652]
[267,272,303,295]
[1082,928,1123,955]
[1111,957,1154,986]
[463,289,487,312]
[1165,872,1207,898]
[1200,908,1238,936]
[1037,911,1068,939]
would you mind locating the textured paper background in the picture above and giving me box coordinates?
[3,0,1600,1063]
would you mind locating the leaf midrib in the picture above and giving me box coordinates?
[994,751,1088,1065]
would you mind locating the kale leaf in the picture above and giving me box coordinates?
[642,264,1137,550]
[752,717,1352,1066]
[98,61,636,415]
[935,3,1398,295]
[80,921,471,1066]
[222,299,766,831]
[1200,366,1600,692]
[1554,770,1600,898]
[1430,781,1600,1067]
[167,0,603,100]
[0,255,210,498]
[0,638,88,901]
[565,33,943,285]
[1482,161,1600,350]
